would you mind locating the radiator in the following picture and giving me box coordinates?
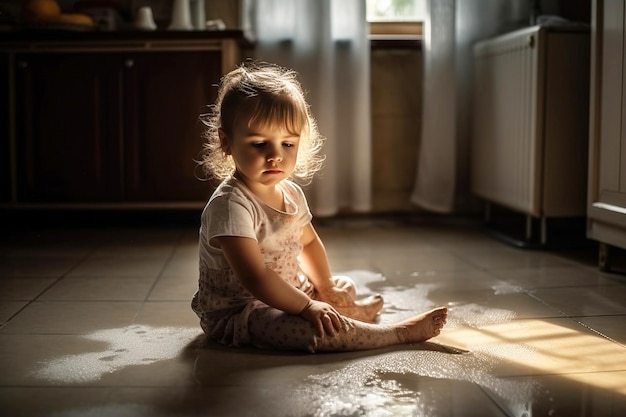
[471,25,590,220]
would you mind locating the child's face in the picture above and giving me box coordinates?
[222,119,300,190]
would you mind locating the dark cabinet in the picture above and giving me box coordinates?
[15,52,123,202]
[13,50,219,204]
[122,51,219,202]
[1,32,249,208]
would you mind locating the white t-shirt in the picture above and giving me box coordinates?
[192,176,313,345]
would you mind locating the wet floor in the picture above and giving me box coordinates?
[0,217,625,416]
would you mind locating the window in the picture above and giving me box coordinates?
[367,0,424,39]
[366,0,426,22]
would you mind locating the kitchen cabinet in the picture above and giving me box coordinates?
[588,0,626,270]
[119,51,220,202]
[2,32,248,208]
[15,52,123,202]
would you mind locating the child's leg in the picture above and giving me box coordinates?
[333,276,358,298]
[246,305,447,353]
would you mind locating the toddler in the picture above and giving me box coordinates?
[192,62,447,352]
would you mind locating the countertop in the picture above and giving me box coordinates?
[0,28,254,50]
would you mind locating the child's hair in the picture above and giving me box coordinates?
[199,62,325,183]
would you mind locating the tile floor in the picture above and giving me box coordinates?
[0,215,625,417]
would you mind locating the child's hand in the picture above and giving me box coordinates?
[299,300,351,338]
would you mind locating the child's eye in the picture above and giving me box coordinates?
[251,142,266,148]
[283,142,294,148]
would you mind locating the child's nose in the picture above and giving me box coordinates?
[267,146,283,162]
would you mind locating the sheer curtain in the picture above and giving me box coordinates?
[251,0,371,217]
[411,0,530,213]
[410,0,459,213]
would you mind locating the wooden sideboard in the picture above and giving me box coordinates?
[1,30,250,209]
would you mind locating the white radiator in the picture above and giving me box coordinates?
[471,25,590,219]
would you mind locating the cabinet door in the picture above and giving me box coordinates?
[597,0,626,206]
[122,51,220,202]
[14,53,123,202]
[588,0,626,250]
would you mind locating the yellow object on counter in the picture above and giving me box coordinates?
[57,13,94,26]
[22,0,94,27]
[21,0,61,21]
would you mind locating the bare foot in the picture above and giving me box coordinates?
[394,306,448,344]
[317,285,384,323]
[335,294,384,323]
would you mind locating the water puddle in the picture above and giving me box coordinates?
[283,347,537,417]
[32,325,198,384]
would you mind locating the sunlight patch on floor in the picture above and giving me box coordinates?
[437,319,626,395]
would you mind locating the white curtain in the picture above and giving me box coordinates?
[411,0,530,213]
[251,0,371,217]
[410,0,458,213]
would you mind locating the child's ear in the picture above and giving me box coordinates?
[218,128,231,155]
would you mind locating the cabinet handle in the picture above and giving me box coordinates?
[124,59,134,68]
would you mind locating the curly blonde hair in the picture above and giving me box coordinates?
[198,62,325,184]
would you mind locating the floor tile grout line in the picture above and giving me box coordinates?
[570,317,626,349]
[497,368,626,378]
[0,245,99,329]
[448,257,626,298]
[0,230,184,329]
[476,384,518,417]
[134,230,187,321]
[524,291,626,348]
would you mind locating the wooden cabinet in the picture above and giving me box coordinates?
[2,33,247,208]
[121,51,220,202]
[588,0,626,269]
[15,52,123,202]
[14,50,219,204]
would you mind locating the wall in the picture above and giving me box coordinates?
[370,45,423,213]
[205,0,241,29]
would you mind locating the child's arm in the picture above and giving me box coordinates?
[299,223,361,306]
[300,223,384,323]
[299,223,337,291]
[216,235,346,337]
